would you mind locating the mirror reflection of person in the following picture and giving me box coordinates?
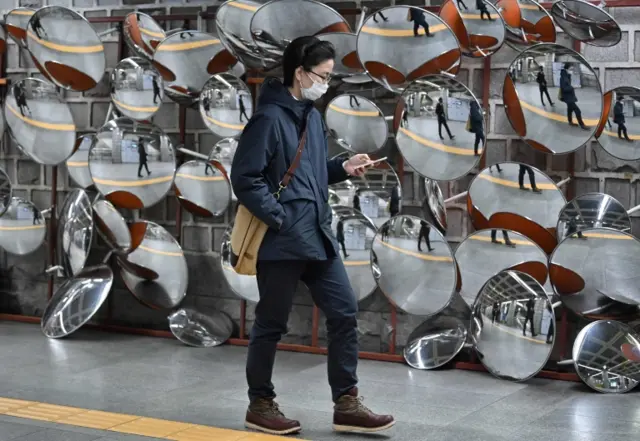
[204,161,215,176]
[31,205,41,225]
[137,137,151,178]
[458,0,468,10]
[492,302,499,323]
[490,229,515,247]
[409,8,434,37]
[179,23,195,38]
[613,95,631,141]
[477,0,493,20]
[545,304,554,344]
[380,222,390,242]
[417,221,434,252]
[401,109,409,128]
[566,216,585,239]
[353,189,361,212]
[523,298,537,337]
[239,96,250,122]
[389,185,400,218]
[469,101,484,156]
[336,219,349,259]
[31,15,47,39]
[202,96,211,113]
[536,66,554,107]
[560,63,588,130]
[152,77,161,104]
[436,98,454,140]
[518,165,541,193]
[489,163,502,173]
[14,83,30,117]
[372,11,388,23]
[349,95,360,108]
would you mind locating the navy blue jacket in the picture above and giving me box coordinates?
[560,70,577,104]
[230,78,349,261]
[614,101,625,124]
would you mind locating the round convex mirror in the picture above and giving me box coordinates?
[123,12,166,59]
[422,178,447,234]
[551,0,621,48]
[372,215,457,316]
[168,308,234,348]
[397,75,483,180]
[572,320,640,393]
[209,137,239,201]
[497,0,556,49]
[57,189,94,277]
[357,6,461,91]
[66,134,96,189]
[471,270,555,381]
[595,87,640,161]
[111,57,164,121]
[556,193,631,242]
[88,118,176,210]
[0,197,45,255]
[199,73,253,138]
[5,78,76,166]
[93,199,132,254]
[175,159,231,218]
[503,43,602,154]
[26,6,106,91]
[325,94,387,155]
[221,224,259,303]
[6,8,35,45]
[317,32,365,80]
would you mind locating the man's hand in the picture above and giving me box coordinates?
[343,154,372,177]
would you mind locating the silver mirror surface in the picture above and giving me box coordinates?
[117,221,188,310]
[496,0,556,49]
[331,205,377,302]
[404,295,471,369]
[88,118,176,210]
[5,78,76,165]
[316,32,365,80]
[556,193,631,242]
[422,178,447,234]
[168,308,234,348]
[153,31,236,106]
[111,57,163,121]
[221,224,259,302]
[250,0,350,64]
[215,0,272,70]
[572,320,640,393]
[57,189,93,277]
[41,264,114,338]
[210,137,238,201]
[357,6,461,91]
[199,73,253,138]
[93,199,132,254]
[123,12,166,59]
[397,75,483,180]
[26,6,105,91]
[372,215,457,316]
[471,270,555,381]
[175,160,231,218]
[550,228,640,317]
[0,197,45,255]
[596,87,640,161]
[329,159,401,228]
[439,0,505,58]
[66,134,95,189]
[551,0,621,47]
[504,44,602,154]
[0,167,12,218]
[468,162,566,230]
[455,229,548,307]
[6,8,35,45]
[325,95,387,154]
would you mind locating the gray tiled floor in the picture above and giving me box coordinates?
[1,321,638,441]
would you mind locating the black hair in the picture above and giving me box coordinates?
[618,95,624,101]
[282,36,336,87]
[564,63,571,70]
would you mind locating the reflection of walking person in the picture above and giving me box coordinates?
[14,84,30,117]
[31,206,41,225]
[372,11,388,23]
[491,302,499,323]
[380,223,389,242]
[476,0,493,19]
[417,221,434,252]
[336,220,349,259]
[559,63,588,130]
[353,189,361,212]
[518,165,541,193]
[408,8,434,37]
[536,66,554,106]
[152,77,161,104]
[349,95,360,108]
[523,298,536,337]
[567,216,585,239]
[204,161,214,175]
[469,101,484,156]
[389,185,400,218]
[239,96,250,122]
[137,138,151,178]
[546,304,554,344]
[491,229,515,247]
[401,109,409,128]
[202,96,211,113]
[436,98,454,140]
[458,0,468,10]
[613,95,631,141]
[31,16,47,39]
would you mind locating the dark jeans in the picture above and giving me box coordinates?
[618,122,629,139]
[546,319,554,343]
[438,118,453,139]
[523,315,535,335]
[566,102,585,126]
[474,130,484,154]
[413,18,430,36]
[539,87,552,105]
[418,231,431,251]
[138,161,150,176]
[247,259,359,403]
[518,165,536,188]
[338,238,348,258]
[491,229,510,243]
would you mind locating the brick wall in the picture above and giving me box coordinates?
[1,0,639,356]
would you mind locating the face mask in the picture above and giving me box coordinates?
[301,73,329,101]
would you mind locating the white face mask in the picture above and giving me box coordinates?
[301,72,329,101]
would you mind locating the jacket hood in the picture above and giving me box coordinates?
[257,77,313,124]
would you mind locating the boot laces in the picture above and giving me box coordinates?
[342,395,372,414]
[255,399,284,418]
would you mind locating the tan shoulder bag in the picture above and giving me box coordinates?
[229,122,309,276]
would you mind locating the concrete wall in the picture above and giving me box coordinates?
[0,0,639,357]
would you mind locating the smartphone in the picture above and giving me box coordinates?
[356,157,387,169]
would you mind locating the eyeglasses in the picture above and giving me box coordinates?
[308,70,332,84]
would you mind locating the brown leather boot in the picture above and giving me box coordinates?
[245,397,302,436]
[333,388,395,433]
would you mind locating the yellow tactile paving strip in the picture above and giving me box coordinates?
[0,397,304,441]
